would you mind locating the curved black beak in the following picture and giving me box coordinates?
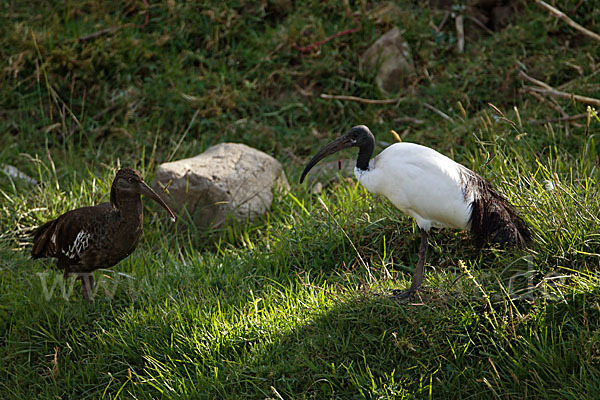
[137,181,176,222]
[300,134,354,183]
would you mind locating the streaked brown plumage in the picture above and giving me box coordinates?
[31,168,175,300]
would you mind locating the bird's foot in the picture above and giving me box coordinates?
[390,288,416,304]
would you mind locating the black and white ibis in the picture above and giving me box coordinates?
[31,168,176,301]
[300,125,530,301]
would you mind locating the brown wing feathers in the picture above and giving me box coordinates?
[31,219,60,259]
[31,209,94,266]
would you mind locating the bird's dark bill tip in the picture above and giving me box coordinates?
[299,165,312,184]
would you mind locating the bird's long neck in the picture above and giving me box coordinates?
[356,137,374,171]
[110,186,143,221]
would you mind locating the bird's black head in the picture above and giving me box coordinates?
[299,125,375,183]
[111,168,176,221]
[344,125,375,148]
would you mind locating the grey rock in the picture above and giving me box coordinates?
[360,27,415,94]
[2,164,39,185]
[154,143,288,230]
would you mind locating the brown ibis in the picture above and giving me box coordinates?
[300,125,530,301]
[31,168,175,301]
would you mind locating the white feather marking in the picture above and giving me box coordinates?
[62,230,92,259]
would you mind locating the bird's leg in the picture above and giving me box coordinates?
[78,273,94,302]
[391,228,429,302]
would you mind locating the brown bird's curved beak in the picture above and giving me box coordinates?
[300,134,354,183]
[138,181,176,222]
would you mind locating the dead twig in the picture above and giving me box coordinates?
[522,87,568,117]
[522,89,574,134]
[528,113,587,125]
[292,27,361,52]
[518,70,600,107]
[293,5,361,52]
[423,103,454,122]
[437,11,451,32]
[466,15,494,35]
[394,117,425,125]
[455,15,464,53]
[518,70,552,90]
[521,84,572,135]
[528,87,600,108]
[536,0,600,43]
[320,93,402,104]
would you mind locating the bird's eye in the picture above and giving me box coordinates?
[128,178,133,183]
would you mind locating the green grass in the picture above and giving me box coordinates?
[2,0,600,398]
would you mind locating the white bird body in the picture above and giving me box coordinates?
[355,142,473,231]
[300,125,530,301]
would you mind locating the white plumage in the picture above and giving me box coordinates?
[300,125,530,301]
[356,142,473,232]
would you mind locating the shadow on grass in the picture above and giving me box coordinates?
[135,278,600,399]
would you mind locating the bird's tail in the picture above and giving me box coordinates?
[31,219,59,258]
[466,172,531,248]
